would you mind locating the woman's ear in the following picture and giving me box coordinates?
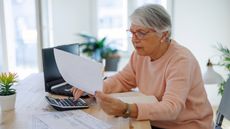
[160,31,169,43]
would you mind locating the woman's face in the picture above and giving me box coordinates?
[129,24,162,57]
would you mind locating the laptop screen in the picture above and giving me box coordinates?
[42,43,80,92]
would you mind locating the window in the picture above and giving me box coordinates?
[0,26,3,72]
[97,0,169,70]
[136,0,167,8]
[0,0,170,76]
[97,0,128,51]
[97,0,168,52]
[1,0,39,79]
[0,0,5,72]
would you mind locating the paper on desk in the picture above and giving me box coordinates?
[32,110,111,129]
[117,96,158,104]
[111,92,158,104]
[54,49,103,95]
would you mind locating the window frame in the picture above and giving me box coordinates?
[0,0,43,77]
[0,0,8,72]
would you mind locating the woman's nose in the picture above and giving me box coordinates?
[132,36,140,43]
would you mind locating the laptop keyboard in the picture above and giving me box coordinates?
[45,96,89,111]
[51,84,73,96]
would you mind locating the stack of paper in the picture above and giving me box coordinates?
[32,110,111,129]
[111,92,158,104]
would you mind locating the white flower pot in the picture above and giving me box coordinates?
[0,93,16,112]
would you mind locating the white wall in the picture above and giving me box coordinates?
[173,0,230,106]
[51,0,96,46]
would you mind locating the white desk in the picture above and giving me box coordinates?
[0,73,151,129]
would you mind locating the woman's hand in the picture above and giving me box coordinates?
[95,91,127,116]
[71,87,84,100]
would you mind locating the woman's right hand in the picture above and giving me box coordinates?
[71,87,84,100]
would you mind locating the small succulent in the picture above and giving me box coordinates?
[0,72,18,96]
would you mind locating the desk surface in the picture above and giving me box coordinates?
[0,73,151,129]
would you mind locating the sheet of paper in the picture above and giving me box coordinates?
[54,49,103,94]
[116,96,158,104]
[110,92,158,104]
[32,110,111,129]
[32,116,50,129]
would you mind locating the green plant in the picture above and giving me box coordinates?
[216,43,230,96]
[0,72,18,96]
[78,33,119,61]
[78,34,106,57]
[101,46,119,59]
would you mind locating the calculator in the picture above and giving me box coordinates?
[45,96,89,111]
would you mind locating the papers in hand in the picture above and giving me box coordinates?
[117,96,158,104]
[54,49,103,95]
[111,92,158,104]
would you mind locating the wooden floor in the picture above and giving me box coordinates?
[212,106,230,129]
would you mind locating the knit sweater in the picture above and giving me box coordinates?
[103,40,213,129]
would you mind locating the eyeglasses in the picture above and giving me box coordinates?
[126,29,156,39]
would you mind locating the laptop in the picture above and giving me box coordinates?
[42,43,80,96]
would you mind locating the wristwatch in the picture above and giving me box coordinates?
[122,103,131,118]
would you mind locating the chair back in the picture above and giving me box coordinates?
[215,78,230,129]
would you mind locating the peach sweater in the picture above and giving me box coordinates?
[103,41,213,129]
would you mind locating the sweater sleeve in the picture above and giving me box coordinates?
[136,55,194,121]
[103,52,137,93]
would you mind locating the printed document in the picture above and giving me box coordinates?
[111,92,159,104]
[117,96,158,104]
[54,49,103,95]
[32,110,111,129]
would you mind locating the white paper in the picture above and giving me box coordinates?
[54,49,103,94]
[110,92,158,104]
[116,96,158,104]
[32,110,111,129]
[32,116,50,129]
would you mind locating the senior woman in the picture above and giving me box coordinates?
[72,4,213,129]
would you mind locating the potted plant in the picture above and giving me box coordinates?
[78,33,106,62]
[101,46,121,71]
[216,43,230,96]
[78,33,121,71]
[0,72,18,111]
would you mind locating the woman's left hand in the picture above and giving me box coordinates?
[95,91,127,116]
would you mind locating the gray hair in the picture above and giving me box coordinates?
[130,4,171,37]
